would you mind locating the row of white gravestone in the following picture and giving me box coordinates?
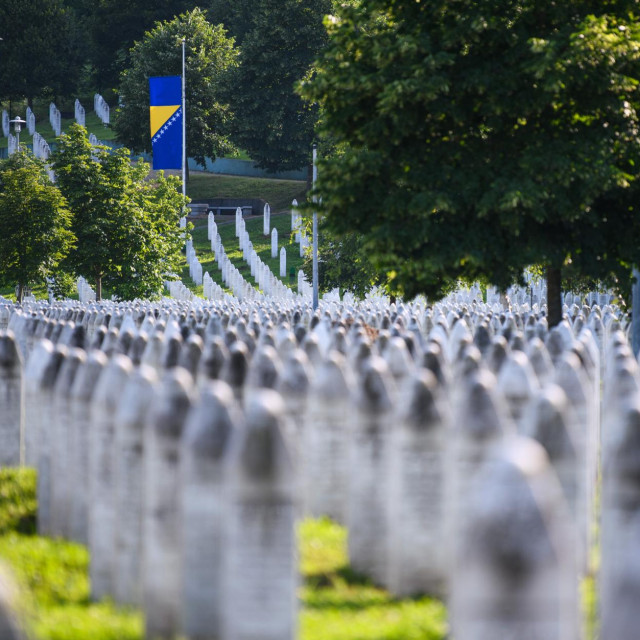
[77,277,96,303]
[2,300,305,640]
[0,296,634,638]
[237,215,298,300]
[74,99,85,127]
[207,208,291,298]
[165,280,196,302]
[202,272,232,302]
[94,94,110,125]
[49,103,61,137]
[32,132,51,161]
[599,330,640,640]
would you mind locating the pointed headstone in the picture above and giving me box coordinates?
[180,381,236,640]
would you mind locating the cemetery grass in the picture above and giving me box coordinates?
[186,172,307,214]
[0,102,118,150]
[0,469,450,640]
[180,214,305,296]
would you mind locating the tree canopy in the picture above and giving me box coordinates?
[302,227,386,299]
[0,152,75,303]
[51,124,187,300]
[301,0,640,324]
[73,0,196,91]
[114,8,238,169]
[213,0,332,172]
[0,0,84,104]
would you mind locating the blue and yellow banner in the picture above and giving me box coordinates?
[149,75,182,170]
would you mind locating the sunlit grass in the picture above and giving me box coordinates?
[0,470,449,640]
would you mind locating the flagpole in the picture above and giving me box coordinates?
[181,37,187,224]
[312,144,319,311]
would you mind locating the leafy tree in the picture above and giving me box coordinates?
[0,0,84,104]
[0,152,75,303]
[301,1,640,326]
[73,0,196,91]
[301,227,386,298]
[212,0,332,172]
[114,8,238,168]
[51,124,187,300]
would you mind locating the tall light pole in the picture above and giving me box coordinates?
[9,117,26,152]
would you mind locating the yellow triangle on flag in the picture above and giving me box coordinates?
[150,105,180,138]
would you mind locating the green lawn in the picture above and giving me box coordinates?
[187,172,307,213]
[0,469,448,640]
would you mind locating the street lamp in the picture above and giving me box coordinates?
[9,117,26,151]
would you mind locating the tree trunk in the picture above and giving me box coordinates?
[27,97,33,110]
[17,283,23,305]
[546,266,562,328]
[96,276,102,302]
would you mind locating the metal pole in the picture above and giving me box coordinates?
[181,38,187,216]
[633,268,640,357]
[312,144,319,311]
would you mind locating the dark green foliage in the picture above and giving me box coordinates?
[73,0,196,91]
[0,0,84,103]
[302,228,387,298]
[0,152,75,302]
[0,469,37,536]
[51,124,187,300]
[215,0,332,172]
[114,8,238,168]
[301,1,640,318]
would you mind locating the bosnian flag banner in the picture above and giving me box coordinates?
[149,75,182,170]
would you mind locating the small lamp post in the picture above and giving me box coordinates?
[9,117,26,151]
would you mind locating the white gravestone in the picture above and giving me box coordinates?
[554,352,593,571]
[303,353,352,522]
[263,203,271,236]
[37,346,67,536]
[223,390,297,640]
[89,355,133,600]
[50,348,86,538]
[0,566,25,639]
[271,227,278,258]
[22,339,53,467]
[113,365,158,606]
[600,400,640,623]
[451,438,577,640]
[143,368,195,640]
[348,357,394,586]
[445,369,512,575]
[497,350,540,431]
[69,350,108,544]
[601,511,640,640]
[280,247,287,278]
[0,332,23,466]
[180,380,236,640]
[386,370,448,597]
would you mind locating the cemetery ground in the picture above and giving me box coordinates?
[0,172,306,302]
[0,468,447,640]
[181,211,305,298]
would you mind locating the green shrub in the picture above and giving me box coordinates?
[0,469,37,535]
